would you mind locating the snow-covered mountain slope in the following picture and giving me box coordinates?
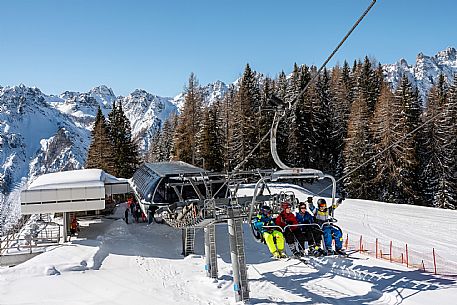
[0,84,180,227]
[172,80,228,111]
[383,47,457,103]
[0,85,88,190]
[117,89,178,153]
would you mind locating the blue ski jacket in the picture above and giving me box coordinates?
[295,211,315,225]
[253,214,276,234]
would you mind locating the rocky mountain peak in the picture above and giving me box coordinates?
[435,47,456,62]
[383,47,457,103]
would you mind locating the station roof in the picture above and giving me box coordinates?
[28,168,126,190]
[21,169,131,215]
[144,161,205,178]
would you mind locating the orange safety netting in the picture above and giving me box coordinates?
[341,233,457,277]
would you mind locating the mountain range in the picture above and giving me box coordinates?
[1,47,456,227]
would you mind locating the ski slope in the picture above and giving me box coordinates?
[1,185,457,305]
[239,183,457,264]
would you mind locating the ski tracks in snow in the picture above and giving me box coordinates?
[134,255,226,305]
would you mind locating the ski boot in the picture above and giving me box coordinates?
[292,251,302,259]
[335,248,347,256]
[325,249,335,256]
[310,245,324,257]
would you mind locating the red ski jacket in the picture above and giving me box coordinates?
[275,211,299,231]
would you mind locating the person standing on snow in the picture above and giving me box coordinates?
[253,205,287,259]
[275,201,306,257]
[69,217,80,241]
[124,207,129,224]
[309,197,345,255]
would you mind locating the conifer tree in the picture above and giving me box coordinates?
[86,107,116,174]
[147,113,178,163]
[199,104,223,171]
[174,73,204,165]
[297,67,318,169]
[357,57,380,116]
[286,64,304,167]
[107,102,140,178]
[330,61,354,180]
[162,113,178,161]
[422,74,447,205]
[314,69,333,172]
[371,83,400,202]
[147,129,162,162]
[343,92,374,199]
[365,74,421,204]
[437,74,457,209]
[231,64,261,169]
[387,75,421,204]
[276,71,288,101]
[423,74,457,208]
[219,85,236,171]
[257,77,275,169]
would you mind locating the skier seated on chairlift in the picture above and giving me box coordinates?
[275,201,307,258]
[295,200,325,257]
[309,197,345,255]
[253,206,287,259]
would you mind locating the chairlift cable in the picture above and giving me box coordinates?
[211,130,272,199]
[212,0,377,201]
[287,0,377,110]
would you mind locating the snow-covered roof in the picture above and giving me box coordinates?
[28,169,126,190]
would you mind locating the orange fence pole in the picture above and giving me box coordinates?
[390,240,392,263]
[406,244,409,267]
[433,248,437,275]
[375,238,378,259]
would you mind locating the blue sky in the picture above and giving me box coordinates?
[1,0,456,97]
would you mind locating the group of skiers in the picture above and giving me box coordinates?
[125,197,146,224]
[253,197,345,259]
[125,197,158,224]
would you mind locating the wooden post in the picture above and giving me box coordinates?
[359,235,363,253]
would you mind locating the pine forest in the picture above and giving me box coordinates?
[146,59,457,209]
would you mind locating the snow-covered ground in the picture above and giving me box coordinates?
[1,184,457,305]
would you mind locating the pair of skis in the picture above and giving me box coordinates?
[275,249,365,262]
[323,249,368,260]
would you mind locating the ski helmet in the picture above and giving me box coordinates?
[260,205,272,215]
[281,201,291,210]
[317,198,326,208]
